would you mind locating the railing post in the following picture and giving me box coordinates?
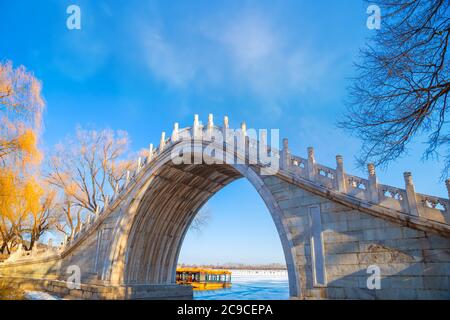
[148,143,154,162]
[281,138,291,170]
[171,123,179,142]
[307,147,316,181]
[223,115,229,142]
[159,132,166,152]
[367,163,379,203]
[259,130,267,165]
[236,122,247,162]
[404,172,419,216]
[207,114,214,141]
[335,155,346,193]
[240,122,247,138]
[136,157,142,174]
[193,114,200,139]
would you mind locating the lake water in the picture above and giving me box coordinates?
[194,279,290,300]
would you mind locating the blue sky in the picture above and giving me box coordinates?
[1,0,447,264]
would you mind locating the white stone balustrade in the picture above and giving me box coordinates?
[45,114,450,254]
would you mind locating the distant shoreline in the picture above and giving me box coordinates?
[177,264,287,271]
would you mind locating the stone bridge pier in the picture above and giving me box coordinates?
[0,115,449,299]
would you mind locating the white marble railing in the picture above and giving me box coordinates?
[283,140,450,224]
[14,114,449,259]
[3,242,60,263]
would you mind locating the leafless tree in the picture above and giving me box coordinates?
[48,127,133,239]
[48,127,130,213]
[53,198,83,240]
[340,0,449,178]
[21,186,58,251]
[189,208,212,233]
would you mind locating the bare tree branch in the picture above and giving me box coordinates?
[340,0,450,179]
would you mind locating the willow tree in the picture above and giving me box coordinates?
[0,60,45,253]
[340,1,449,178]
[0,61,43,162]
[21,179,57,250]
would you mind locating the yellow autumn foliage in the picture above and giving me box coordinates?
[16,129,42,166]
[0,168,18,222]
[0,61,47,251]
[23,176,44,217]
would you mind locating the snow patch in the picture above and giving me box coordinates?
[24,291,61,300]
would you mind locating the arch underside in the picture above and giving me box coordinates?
[125,163,241,284]
[123,161,299,296]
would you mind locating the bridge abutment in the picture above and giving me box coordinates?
[262,175,450,299]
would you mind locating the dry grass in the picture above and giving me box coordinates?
[0,284,25,300]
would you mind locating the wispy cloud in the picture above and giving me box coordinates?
[141,30,197,88]
[135,9,343,116]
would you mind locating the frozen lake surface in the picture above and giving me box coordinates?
[25,291,61,300]
[194,278,289,300]
[23,270,290,300]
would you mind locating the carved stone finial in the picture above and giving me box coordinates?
[335,155,346,192]
[193,114,200,138]
[223,116,229,129]
[306,147,316,180]
[403,172,413,186]
[307,147,315,160]
[206,114,214,140]
[336,155,344,167]
[223,116,229,142]
[368,163,376,176]
[403,172,419,216]
[148,143,154,160]
[208,114,213,127]
[241,122,247,137]
[137,157,142,173]
[159,132,166,151]
[171,123,179,142]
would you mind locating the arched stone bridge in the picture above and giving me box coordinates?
[1,115,449,299]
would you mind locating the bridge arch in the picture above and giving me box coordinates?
[2,117,449,299]
[103,139,301,297]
